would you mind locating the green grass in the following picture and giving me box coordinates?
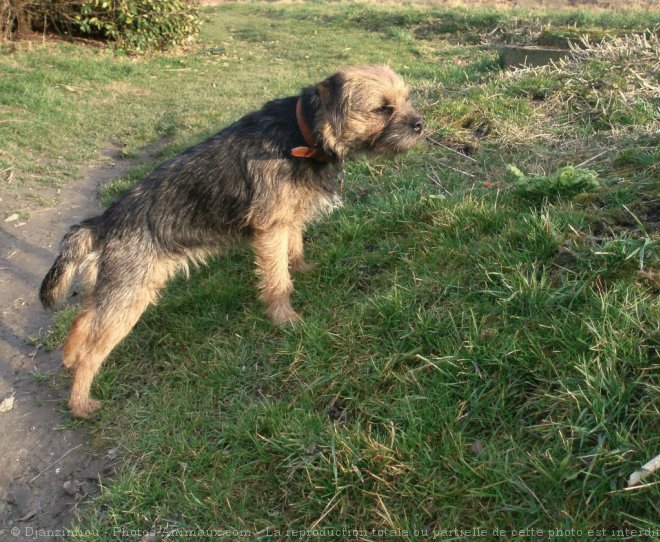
[4,2,659,539]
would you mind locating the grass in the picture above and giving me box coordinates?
[3,1,659,538]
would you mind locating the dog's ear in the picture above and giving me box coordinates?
[313,73,349,157]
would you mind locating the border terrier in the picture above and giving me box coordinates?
[40,65,423,418]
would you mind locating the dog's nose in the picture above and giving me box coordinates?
[412,116,424,133]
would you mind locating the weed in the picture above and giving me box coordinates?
[509,165,600,202]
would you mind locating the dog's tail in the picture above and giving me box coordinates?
[40,224,96,309]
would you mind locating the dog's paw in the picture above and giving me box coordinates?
[69,398,101,419]
[290,259,317,273]
[62,356,77,369]
[268,302,301,327]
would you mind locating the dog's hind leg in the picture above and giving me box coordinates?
[63,308,94,369]
[67,253,173,418]
[68,285,153,418]
[287,224,315,273]
[62,252,100,370]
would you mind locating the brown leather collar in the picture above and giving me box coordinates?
[291,97,331,162]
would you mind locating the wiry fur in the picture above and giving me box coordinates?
[40,65,423,418]
[40,226,96,309]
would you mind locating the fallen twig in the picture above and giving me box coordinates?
[426,135,479,163]
[575,149,608,168]
[434,158,476,179]
[29,444,83,483]
[427,164,453,195]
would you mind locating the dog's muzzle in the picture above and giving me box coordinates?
[411,116,424,134]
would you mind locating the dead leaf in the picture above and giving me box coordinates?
[628,452,660,487]
[470,440,485,455]
[0,395,14,413]
[62,479,85,496]
[105,448,118,460]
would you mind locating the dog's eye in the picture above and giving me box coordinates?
[374,104,394,116]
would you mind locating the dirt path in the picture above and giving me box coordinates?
[0,148,154,540]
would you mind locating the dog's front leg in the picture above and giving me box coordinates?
[254,225,301,325]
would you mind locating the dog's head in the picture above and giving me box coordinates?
[309,65,423,159]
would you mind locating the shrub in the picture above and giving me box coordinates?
[0,0,200,53]
[77,0,200,52]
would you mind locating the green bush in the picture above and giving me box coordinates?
[0,1,199,52]
[77,0,200,52]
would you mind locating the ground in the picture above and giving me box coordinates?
[0,146,155,539]
[0,1,658,539]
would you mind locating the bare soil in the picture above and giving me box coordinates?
[0,146,160,541]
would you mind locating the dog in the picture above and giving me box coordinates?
[40,65,424,418]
